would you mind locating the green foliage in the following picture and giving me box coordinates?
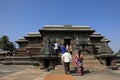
[0,35,16,51]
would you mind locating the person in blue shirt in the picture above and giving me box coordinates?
[61,44,66,54]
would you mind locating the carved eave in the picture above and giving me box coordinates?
[40,25,95,31]
[116,55,120,57]
[24,32,42,39]
[16,37,28,43]
[90,32,104,43]
[39,25,95,35]
[101,38,111,43]
[90,32,104,39]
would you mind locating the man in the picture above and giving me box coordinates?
[61,50,72,74]
[54,42,59,55]
[61,44,66,54]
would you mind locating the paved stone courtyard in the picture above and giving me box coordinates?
[0,64,120,80]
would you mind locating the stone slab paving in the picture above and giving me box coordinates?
[44,70,120,80]
[73,71,120,80]
[0,68,49,80]
[0,64,120,80]
[0,64,50,80]
[0,64,28,77]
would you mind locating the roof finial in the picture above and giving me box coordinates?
[64,24,72,27]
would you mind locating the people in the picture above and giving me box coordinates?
[74,50,84,76]
[69,44,73,55]
[54,42,59,55]
[61,44,66,54]
[61,50,72,75]
[65,44,73,55]
[65,44,69,51]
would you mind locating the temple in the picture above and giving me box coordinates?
[14,25,117,71]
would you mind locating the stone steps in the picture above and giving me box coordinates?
[53,54,108,74]
[83,55,96,60]
[83,55,107,71]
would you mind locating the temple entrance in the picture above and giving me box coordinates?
[44,59,50,68]
[106,57,111,66]
[64,39,71,46]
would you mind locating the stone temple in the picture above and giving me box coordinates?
[15,24,116,71]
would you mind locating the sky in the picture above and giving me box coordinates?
[0,0,120,53]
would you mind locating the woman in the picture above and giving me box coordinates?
[74,50,84,76]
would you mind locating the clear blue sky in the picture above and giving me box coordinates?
[0,0,120,53]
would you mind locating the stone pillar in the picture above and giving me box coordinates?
[49,59,54,69]
[39,59,44,69]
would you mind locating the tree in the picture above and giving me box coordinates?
[0,35,15,51]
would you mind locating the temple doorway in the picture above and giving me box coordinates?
[44,59,50,68]
[106,57,111,66]
[64,39,71,46]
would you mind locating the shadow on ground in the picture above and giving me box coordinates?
[70,69,91,76]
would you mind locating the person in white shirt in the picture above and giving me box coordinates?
[61,50,72,74]
[54,42,59,55]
